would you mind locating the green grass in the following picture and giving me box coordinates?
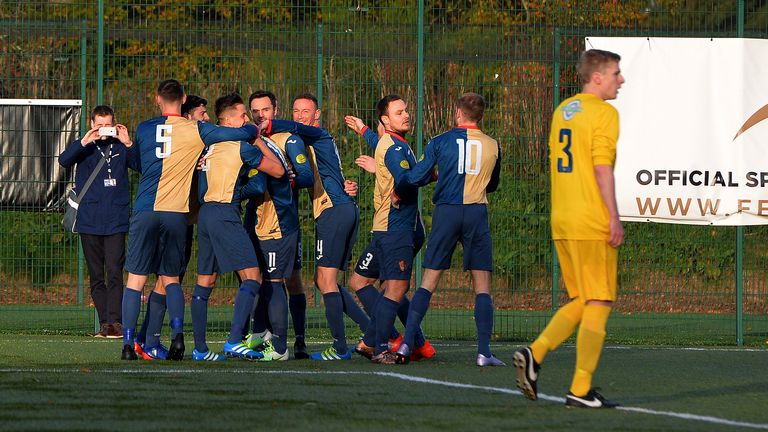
[0,335,767,431]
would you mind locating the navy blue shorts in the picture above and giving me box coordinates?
[423,204,492,271]
[372,231,415,281]
[197,203,260,274]
[354,221,425,280]
[315,203,359,270]
[354,240,379,279]
[256,230,299,280]
[125,211,188,276]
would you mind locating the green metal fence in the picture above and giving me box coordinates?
[1,0,767,345]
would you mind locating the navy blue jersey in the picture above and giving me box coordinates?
[398,126,500,205]
[198,140,264,206]
[132,115,257,212]
[267,120,354,219]
[242,138,297,240]
[360,126,379,151]
[372,132,419,232]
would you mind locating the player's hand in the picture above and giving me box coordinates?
[355,155,376,174]
[80,127,100,146]
[344,115,366,135]
[344,180,358,197]
[196,156,206,171]
[391,193,401,209]
[115,124,132,147]
[608,216,624,248]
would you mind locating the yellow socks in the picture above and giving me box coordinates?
[530,300,584,364]
[570,303,611,396]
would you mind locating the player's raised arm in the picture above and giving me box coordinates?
[385,145,418,199]
[284,134,314,188]
[266,119,328,142]
[394,138,438,196]
[345,115,379,151]
[197,121,258,146]
[251,137,286,178]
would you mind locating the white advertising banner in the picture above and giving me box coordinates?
[586,37,768,225]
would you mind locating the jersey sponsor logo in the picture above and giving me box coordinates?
[399,160,410,169]
[295,154,307,164]
[395,146,402,151]
[561,100,582,121]
[358,252,374,270]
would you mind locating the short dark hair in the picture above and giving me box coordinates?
[375,94,403,126]
[248,90,277,109]
[215,93,244,119]
[181,95,207,116]
[577,49,621,85]
[457,93,486,123]
[157,79,185,102]
[90,105,114,122]
[292,93,318,109]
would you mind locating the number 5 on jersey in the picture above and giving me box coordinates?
[557,128,572,173]
[156,124,173,158]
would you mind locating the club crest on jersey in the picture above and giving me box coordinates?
[248,168,259,177]
[399,160,410,169]
[561,100,582,121]
[296,154,307,164]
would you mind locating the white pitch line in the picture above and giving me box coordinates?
[1,368,766,430]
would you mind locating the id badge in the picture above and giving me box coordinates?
[104,178,117,187]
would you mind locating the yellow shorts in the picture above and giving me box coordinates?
[555,240,617,302]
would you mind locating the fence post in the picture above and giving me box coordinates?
[314,22,323,307]
[550,27,561,312]
[735,0,745,346]
[414,0,425,286]
[78,20,87,308]
[97,0,104,105]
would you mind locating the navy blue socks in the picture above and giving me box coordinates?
[403,288,432,349]
[165,283,185,339]
[228,280,260,344]
[121,288,142,346]
[475,293,494,357]
[374,296,400,355]
[143,291,167,349]
[191,284,213,353]
[267,281,288,354]
[339,284,369,333]
[322,292,347,354]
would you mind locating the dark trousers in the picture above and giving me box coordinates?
[80,233,126,324]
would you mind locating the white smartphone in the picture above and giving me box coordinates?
[98,126,117,137]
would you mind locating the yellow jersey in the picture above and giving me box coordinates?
[549,93,619,240]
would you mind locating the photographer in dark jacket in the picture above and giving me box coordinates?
[59,105,138,338]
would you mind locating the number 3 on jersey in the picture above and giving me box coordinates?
[557,128,572,173]
[156,125,172,158]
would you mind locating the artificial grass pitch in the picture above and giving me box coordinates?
[0,335,767,431]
